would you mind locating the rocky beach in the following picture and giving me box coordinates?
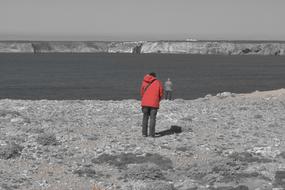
[1,89,285,189]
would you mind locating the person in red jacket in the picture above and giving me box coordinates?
[140,72,163,137]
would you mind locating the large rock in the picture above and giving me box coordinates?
[0,142,23,159]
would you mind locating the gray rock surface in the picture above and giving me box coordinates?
[1,89,285,189]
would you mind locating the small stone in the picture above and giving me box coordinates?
[216,92,234,98]
[10,117,25,123]
[205,94,212,98]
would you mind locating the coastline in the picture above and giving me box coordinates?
[0,40,285,55]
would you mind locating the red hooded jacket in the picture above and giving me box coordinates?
[141,74,163,108]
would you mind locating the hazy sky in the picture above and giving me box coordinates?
[0,0,284,41]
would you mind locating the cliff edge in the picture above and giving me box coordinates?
[0,41,285,55]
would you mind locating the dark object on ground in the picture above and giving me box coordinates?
[171,125,182,133]
[92,153,173,170]
[36,133,59,146]
[0,142,24,160]
[211,185,249,190]
[229,152,272,163]
[274,170,285,187]
[124,163,166,180]
[73,166,97,178]
[156,125,182,137]
[138,181,175,190]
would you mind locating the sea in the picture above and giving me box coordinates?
[0,53,285,100]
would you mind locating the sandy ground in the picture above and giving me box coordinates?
[1,89,285,190]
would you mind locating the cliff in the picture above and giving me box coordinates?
[141,41,285,55]
[31,41,142,53]
[0,41,285,55]
[0,42,34,53]
[32,41,109,53]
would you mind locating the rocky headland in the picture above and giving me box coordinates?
[0,41,285,55]
[1,89,285,189]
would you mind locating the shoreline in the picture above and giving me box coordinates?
[0,88,284,101]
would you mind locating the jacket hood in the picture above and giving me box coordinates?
[143,74,156,83]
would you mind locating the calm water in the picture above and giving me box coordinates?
[0,53,285,100]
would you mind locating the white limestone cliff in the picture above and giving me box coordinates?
[0,41,284,55]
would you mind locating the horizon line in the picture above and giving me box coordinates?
[1,39,285,43]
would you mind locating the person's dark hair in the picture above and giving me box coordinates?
[149,72,156,77]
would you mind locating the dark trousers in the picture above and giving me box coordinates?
[165,91,172,100]
[142,107,158,137]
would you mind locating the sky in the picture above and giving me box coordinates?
[0,0,284,41]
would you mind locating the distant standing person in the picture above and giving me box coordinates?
[140,72,163,137]
[164,78,173,100]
